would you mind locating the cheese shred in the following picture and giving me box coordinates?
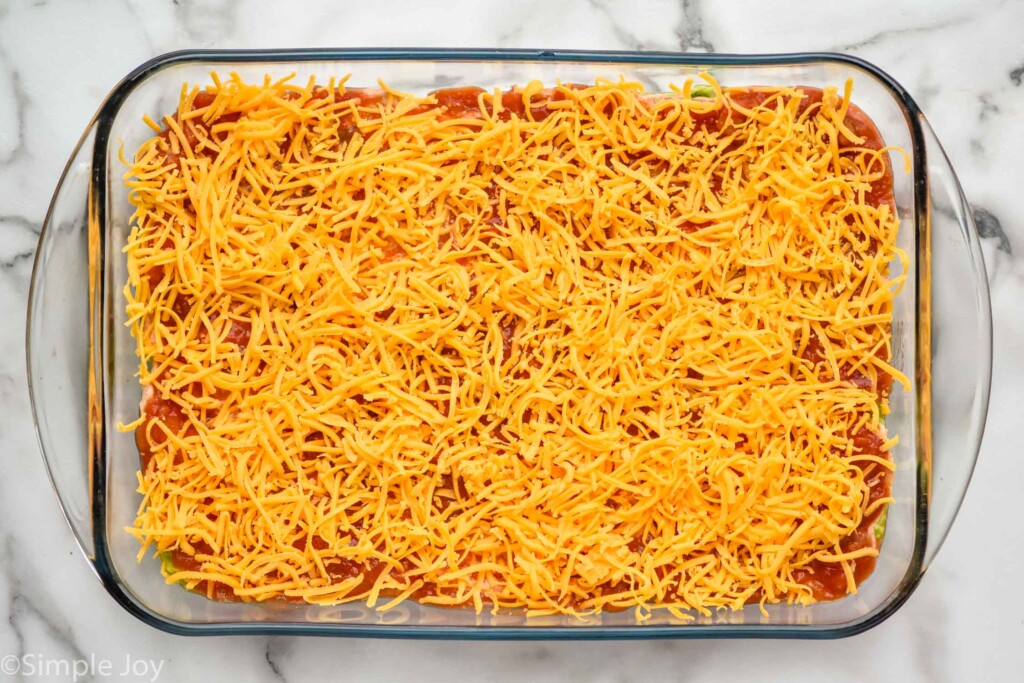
[122,73,905,617]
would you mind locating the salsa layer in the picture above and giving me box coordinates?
[124,75,904,616]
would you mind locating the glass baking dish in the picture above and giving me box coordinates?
[26,49,991,638]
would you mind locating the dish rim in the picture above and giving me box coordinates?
[63,48,936,638]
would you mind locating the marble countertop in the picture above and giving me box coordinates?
[1,0,1022,681]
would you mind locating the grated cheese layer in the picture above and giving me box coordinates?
[122,73,907,617]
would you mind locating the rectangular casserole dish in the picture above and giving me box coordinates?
[26,49,991,638]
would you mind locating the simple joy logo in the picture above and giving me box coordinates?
[1,653,165,681]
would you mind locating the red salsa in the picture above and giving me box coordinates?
[138,82,897,609]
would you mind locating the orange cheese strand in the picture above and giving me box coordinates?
[122,73,905,616]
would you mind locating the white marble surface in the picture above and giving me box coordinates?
[1,0,1022,681]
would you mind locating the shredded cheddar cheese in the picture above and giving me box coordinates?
[122,73,907,618]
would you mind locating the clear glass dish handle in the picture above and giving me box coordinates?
[26,122,98,560]
[919,114,993,569]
